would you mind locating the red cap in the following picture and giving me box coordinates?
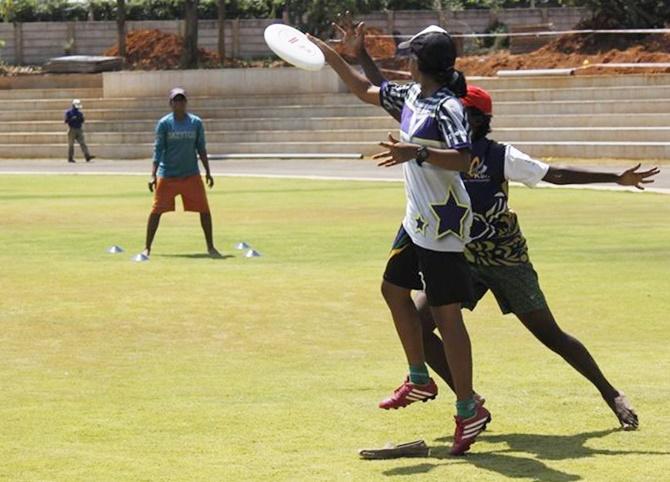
[461,85,492,115]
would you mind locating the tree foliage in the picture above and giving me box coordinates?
[0,0,667,30]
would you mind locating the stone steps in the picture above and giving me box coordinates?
[1,113,668,133]
[471,73,670,90]
[4,84,670,110]
[0,73,667,161]
[2,127,668,145]
[3,98,669,122]
[0,88,103,100]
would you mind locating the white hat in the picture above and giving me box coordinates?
[72,99,82,109]
[397,25,449,51]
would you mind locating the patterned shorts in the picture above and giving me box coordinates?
[463,261,548,315]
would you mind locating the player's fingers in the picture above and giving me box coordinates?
[387,132,399,144]
[626,162,641,173]
[641,179,654,184]
[378,141,394,149]
[376,157,394,166]
[642,167,660,176]
[372,149,391,159]
[332,23,346,36]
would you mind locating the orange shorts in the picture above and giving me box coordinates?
[152,175,210,214]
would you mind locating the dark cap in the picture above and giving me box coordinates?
[407,32,458,74]
[169,87,187,101]
[397,25,448,51]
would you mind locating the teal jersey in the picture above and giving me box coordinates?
[153,113,206,178]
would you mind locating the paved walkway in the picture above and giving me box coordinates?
[0,158,667,193]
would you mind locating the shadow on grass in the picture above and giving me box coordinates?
[383,453,578,481]
[382,429,670,481]
[158,253,235,260]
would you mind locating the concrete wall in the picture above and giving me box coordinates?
[102,67,348,98]
[0,73,101,90]
[360,7,585,36]
[0,7,587,65]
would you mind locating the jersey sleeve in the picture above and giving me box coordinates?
[436,98,470,150]
[153,119,167,165]
[503,145,550,187]
[195,119,206,154]
[379,81,412,118]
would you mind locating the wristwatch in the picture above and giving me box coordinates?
[416,146,429,166]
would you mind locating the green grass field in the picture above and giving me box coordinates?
[1,174,669,481]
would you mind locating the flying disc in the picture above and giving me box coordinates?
[264,24,325,71]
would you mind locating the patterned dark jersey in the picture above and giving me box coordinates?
[462,137,549,266]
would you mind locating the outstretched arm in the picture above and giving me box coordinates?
[307,34,380,106]
[544,163,660,190]
[332,16,387,87]
[373,133,472,172]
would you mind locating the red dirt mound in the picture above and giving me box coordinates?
[332,27,396,62]
[105,29,220,69]
[457,34,670,76]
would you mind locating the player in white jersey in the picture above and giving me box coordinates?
[309,29,490,455]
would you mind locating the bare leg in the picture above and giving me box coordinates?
[199,212,219,256]
[143,212,162,256]
[416,293,455,391]
[518,308,637,427]
[431,303,473,401]
[381,280,425,365]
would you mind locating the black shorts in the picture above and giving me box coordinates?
[383,225,474,307]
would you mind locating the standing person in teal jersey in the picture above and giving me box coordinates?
[144,88,221,258]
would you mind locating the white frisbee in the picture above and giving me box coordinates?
[264,24,325,71]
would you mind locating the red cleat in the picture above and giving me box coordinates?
[379,377,438,410]
[450,404,491,456]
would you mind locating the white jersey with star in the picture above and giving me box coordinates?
[380,81,473,252]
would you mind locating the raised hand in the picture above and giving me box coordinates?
[617,163,660,190]
[332,11,366,54]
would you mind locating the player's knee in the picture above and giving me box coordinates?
[537,327,569,352]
